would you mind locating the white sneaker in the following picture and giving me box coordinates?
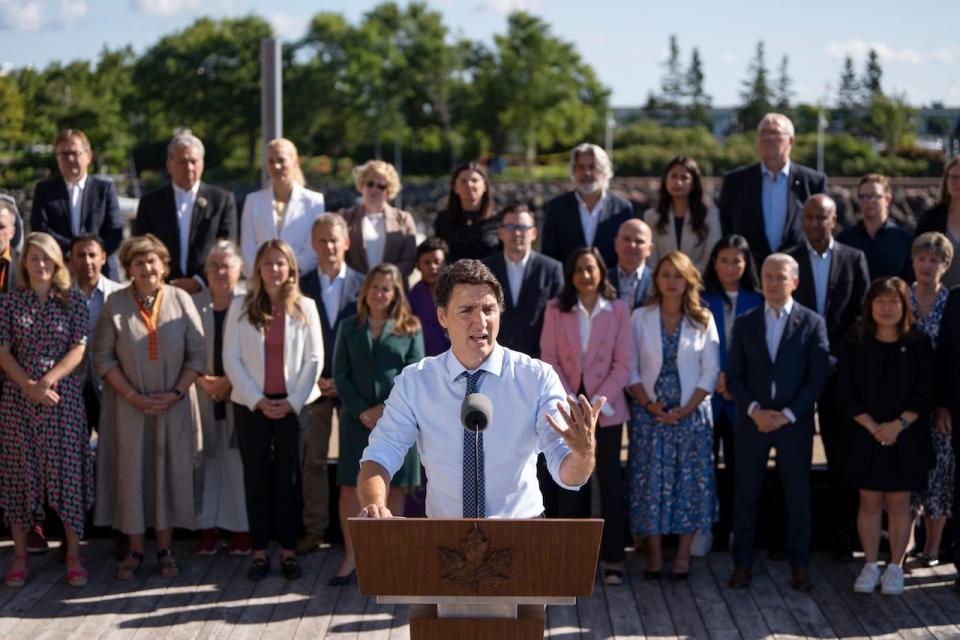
[880,564,904,595]
[854,562,881,593]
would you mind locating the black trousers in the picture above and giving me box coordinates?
[712,409,736,548]
[817,371,859,554]
[234,402,300,551]
[556,423,626,563]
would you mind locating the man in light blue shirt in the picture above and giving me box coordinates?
[357,259,603,519]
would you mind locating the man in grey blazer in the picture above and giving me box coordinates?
[297,213,365,553]
[607,218,654,310]
[726,253,829,592]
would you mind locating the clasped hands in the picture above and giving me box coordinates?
[255,397,294,420]
[24,377,60,407]
[870,420,903,446]
[131,391,183,416]
[646,401,692,425]
[196,375,232,403]
[751,408,790,433]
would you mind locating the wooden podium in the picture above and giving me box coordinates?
[349,518,603,640]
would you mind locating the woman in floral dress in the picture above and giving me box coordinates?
[627,251,719,580]
[909,232,954,565]
[0,232,93,588]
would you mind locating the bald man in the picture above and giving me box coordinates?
[608,218,654,310]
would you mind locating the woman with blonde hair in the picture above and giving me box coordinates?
[331,262,424,584]
[627,251,720,580]
[94,233,205,580]
[240,138,325,277]
[0,232,92,587]
[342,160,417,279]
[223,239,322,581]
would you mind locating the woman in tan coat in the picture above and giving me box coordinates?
[93,234,205,580]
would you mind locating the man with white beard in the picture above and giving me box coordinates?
[540,143,637,269]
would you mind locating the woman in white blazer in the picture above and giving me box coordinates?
[223,239,322,582]
[642,156,721,274]
[240,138,325,278]
[626,251,720,580]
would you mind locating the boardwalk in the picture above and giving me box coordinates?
[2,539,959,639]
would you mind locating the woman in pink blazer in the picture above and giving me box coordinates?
[540,246,633,585]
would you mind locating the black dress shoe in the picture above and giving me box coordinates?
[669,571,689,581]
[328,569,355,586]
[791,568,813,592]
[727,567,752,589]
[643,569,661,580]
[247,557,270,581]
[281,556,302,580]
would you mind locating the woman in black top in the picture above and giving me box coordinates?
[839,277,934,595]
[433,162,500,262]
[915,157,960,287]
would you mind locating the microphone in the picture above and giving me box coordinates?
[461,393,493,433]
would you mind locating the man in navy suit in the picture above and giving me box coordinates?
[297,213,365,554]
[31,129,123,269]
[607,218,654,310]
[787,194,870,562]
[134,131,237,293]
[540,143,636,268]
[726,253,829,592]
[718,114,827,265]
[482,204,563,358]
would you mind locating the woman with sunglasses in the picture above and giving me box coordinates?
[341,160,417,282]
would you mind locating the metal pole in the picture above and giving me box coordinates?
[605,110,615,162]
[816,110,827,175]
[261,38,282,188]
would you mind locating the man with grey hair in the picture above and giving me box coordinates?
[541,142,636,268]
[725,252,829,592]
[719,113,827,264]
[134,131,237,293]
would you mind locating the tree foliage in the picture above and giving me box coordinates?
[737,41,774,132]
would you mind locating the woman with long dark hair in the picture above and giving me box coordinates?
[642,156,721,273]
[915,157,960,287]
[433,162,500,262]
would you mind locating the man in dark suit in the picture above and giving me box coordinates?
[483,204,563,358]
[133,131,237,293]
[787,194,870,561]
[718,114,828,265]
[540,143,636,268]
[31,129,123,269]
[608,218,654,310]
[297,213,364,554]
[726,253,830,592]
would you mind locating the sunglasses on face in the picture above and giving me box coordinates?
[365,181,388,191]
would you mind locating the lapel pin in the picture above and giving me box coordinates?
[197,196,208,208]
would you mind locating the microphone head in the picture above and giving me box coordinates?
[461,392,493,433]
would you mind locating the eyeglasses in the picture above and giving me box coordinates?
[365,181,388,191]
[502,223,534,233]
[858,193,884,201]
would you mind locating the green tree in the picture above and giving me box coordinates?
[834,56,860,133]
[737,41,774,132]
[659,34,684,123]
[868,92,918,155]
[774,54,793,114]
[684,47,711,129]
[0,75,25,147]
[861,49,883,101]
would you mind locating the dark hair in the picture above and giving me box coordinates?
[655,155,709,244]
[434,259,504,311]
[416,236,450,261]
[498,202,534,222]
[444,162,496,224]
[702,234,760,308]
[557,247,616,312]
[859,276,913,340]
[69,232,106,254]
[938,157,960,207]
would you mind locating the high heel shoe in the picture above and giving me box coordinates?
[328,569,356,586]
[5,554,28,588]
[66,555,88,587]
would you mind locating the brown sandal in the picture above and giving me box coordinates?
[116,550,144,581]
[157,549,179,578]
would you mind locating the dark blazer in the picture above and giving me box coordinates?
[726,301,830,433]
[300,266,365,379]
[718,162,827,264]
[607,265,653,310]
[31,175,123,257]
[341,203,417,279]
[133,182,238,282]
[935,286,960,416]
[787,241,870,354]
[540,190,636,268]
[703,288,764,422]
[915,203,948,236]
[482,251,563,358]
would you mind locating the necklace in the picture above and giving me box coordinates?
[135,290,158,310]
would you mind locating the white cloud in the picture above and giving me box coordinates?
[269,12,303,40]
[0,0,43,31]
[130,0,198,17]
[0,62,12,76]
[931,46,960,64]
[59,0,86,26]
[720,51,736,64]
[474,0,541,15]
[824,39,952,65]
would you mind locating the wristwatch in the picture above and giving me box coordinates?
[173,388,185,401]
[899,417,909,430]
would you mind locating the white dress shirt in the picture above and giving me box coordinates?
[805,238,834,316]
[576,296,611,357]
[362,212,386,270]
[575,190,607,248]
[505,250,531,307]
[173,182,200,276]
[319,262,347,324]
[360,344,580,518]
[747,298,797,423]
[65,175,88,236]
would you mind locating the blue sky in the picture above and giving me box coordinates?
[1,0,957,107]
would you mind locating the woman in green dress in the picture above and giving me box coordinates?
[332,262,424,584]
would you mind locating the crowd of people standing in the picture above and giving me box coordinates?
[1,112,959,599]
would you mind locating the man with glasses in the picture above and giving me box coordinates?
[482,203,563,358]
[837,173,914,281]
[719,113,827,265]
[30,129,123,274]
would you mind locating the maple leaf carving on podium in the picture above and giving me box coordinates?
[438,525,513,591]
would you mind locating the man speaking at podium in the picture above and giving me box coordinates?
[357,259,603,519]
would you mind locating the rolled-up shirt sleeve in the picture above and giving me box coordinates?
[535,363,582,491]
[360,365,420,478]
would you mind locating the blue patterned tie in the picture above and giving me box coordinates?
[461,370,485,518]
